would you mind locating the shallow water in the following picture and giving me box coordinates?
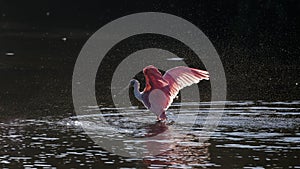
[0,101,299,168]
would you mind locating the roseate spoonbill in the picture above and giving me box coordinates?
[130,65,209,121]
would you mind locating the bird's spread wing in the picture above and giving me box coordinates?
[163,66,209,99]
[143,65,169,92]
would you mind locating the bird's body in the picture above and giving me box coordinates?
[130,65,209,121]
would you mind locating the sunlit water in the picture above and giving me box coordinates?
[0,101,299,168]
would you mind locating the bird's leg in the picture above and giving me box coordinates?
[157,111,167,121]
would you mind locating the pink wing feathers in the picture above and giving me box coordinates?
[163,66,209,99]
[142,65,209,113]
[143,65,169,92]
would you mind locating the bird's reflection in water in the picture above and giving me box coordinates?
[143,144,210,168]
[141,121,169,137]
[74,110,210,167]
[140,121,210,168]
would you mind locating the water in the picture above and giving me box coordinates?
[0,101,299,168]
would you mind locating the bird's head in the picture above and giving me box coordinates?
[130,79,139,86]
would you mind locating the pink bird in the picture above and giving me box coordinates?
[130,65,209,121]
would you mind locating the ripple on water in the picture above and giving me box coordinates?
[0,101,299,168]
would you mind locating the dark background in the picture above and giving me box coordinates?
[0,0,299,118]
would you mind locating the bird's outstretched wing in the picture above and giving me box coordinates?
[163,66,209,99]
[143,65,169,92]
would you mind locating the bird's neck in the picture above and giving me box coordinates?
[133,82,142,101]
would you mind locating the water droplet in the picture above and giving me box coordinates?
[296,83,298,86]
[61,37,67,41]
[46,12,50,16]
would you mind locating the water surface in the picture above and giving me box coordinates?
[0,101,299,168]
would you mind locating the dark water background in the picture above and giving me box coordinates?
[1,0,300,117]
[0,0,300,168]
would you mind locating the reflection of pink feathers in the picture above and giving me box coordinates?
[131,65,209,121]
